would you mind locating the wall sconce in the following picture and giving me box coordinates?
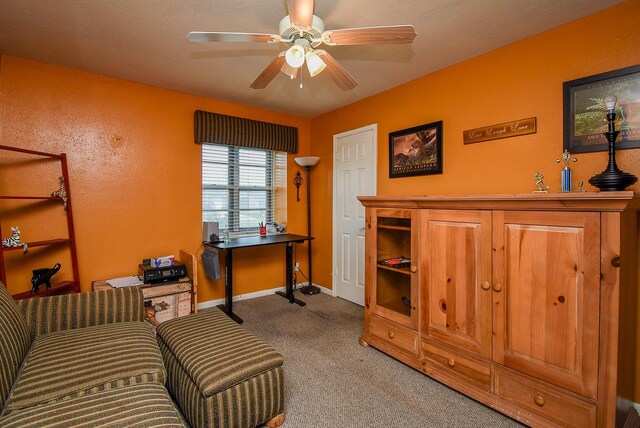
[293,170,303,202]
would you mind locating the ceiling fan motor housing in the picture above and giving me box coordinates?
[279,14,325,47]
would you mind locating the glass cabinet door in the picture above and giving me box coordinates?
[370,208,418,328]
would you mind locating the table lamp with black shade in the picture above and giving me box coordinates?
[295,156,321,295]
[588,95,638,191]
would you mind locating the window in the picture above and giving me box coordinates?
[202,144,287,235]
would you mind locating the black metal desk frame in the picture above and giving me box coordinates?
[205,233,312,323]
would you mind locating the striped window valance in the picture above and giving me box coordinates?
[194,110,298,154]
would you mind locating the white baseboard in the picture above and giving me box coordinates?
[197,282,331,310]
[634,402,640,413]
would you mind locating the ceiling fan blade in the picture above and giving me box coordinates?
[287,0,314,28]
[250,54,286,89]
[322,25,416,46]
[315,50,358,91]
[188,32,279,43]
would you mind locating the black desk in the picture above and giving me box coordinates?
[205,233,312,323]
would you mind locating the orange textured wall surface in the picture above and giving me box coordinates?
[310,1,640,290]
[0,55,311,302]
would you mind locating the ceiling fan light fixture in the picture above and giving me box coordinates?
[281,62,299,79]
[305,50,326,77]
[285,44,305,68]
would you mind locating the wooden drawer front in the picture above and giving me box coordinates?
[142,281,191,298]
[421,340,491,391]
[494,368,596,428]
[370,315,418,355]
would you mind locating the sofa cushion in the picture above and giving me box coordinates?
[156,307,284,397]
[17,287,145,338]
[0,383,188,427]
[4,321,165,413]
[0,283,31,410]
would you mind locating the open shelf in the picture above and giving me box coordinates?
[378,297,411,317]
[1,145,79,297]
[377,224,411,231]
[2,238,71,251]
[12,280,77,300]
[377,264,412,275]
[0,196,62,201]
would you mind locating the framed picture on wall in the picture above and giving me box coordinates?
[389,121,443,178]
[563,64,640,153]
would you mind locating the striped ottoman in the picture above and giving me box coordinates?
[157,308,285,428]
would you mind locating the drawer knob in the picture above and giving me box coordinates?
[493,283,503,292]
[410,265,417,273]
[481,281,490,290]
[447,358,456,367]
[534,394,545,407]
[388,331,395,339]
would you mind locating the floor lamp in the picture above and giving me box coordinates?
[295,156,321,295]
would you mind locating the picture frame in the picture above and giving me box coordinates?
[563,64,640,153]
[389,121,443,178]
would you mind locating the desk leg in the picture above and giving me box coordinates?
[275,242,306,306]
[216,248,244,324]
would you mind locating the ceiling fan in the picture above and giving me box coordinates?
[187,0,416,90]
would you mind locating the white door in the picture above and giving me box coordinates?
[333,124,377,305]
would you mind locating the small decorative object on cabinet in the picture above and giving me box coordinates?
[359,193,639,428]
[532,172,549,193]
[556,149,577,192]
[0,145,80,299]
[588,95,638,191]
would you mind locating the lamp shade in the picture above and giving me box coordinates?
[295,156,320,167]
[285,44,305,68]
[305,51,326,77]
[281,62,299,79]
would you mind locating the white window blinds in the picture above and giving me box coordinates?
[202,143,287,234]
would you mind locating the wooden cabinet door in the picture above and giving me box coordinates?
[493,211,600,399]
[421,210,492,359]
[368,208,419,329]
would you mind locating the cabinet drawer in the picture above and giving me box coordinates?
[370,315,418,355]
[421,340,491,391]
[494,367,596,428]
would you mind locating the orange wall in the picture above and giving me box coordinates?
[309,1,640,290]
[0,55,312,302]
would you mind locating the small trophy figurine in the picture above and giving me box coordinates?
[556,150,577,192]
[533,172,549,193]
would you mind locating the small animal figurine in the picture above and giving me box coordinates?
[533,172,550,193]
[51,176,68,210]
[2,226,28,254]
[31,263,61,293]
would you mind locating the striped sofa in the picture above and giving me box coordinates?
[0,283,187,427]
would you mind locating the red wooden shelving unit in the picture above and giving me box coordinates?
[0,145,80,299]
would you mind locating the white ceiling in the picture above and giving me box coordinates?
[0,0,624,118]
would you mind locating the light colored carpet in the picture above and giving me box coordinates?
[231,292,524,428]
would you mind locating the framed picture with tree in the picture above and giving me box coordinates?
[389,121,443,178]
[563,65,640,153]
